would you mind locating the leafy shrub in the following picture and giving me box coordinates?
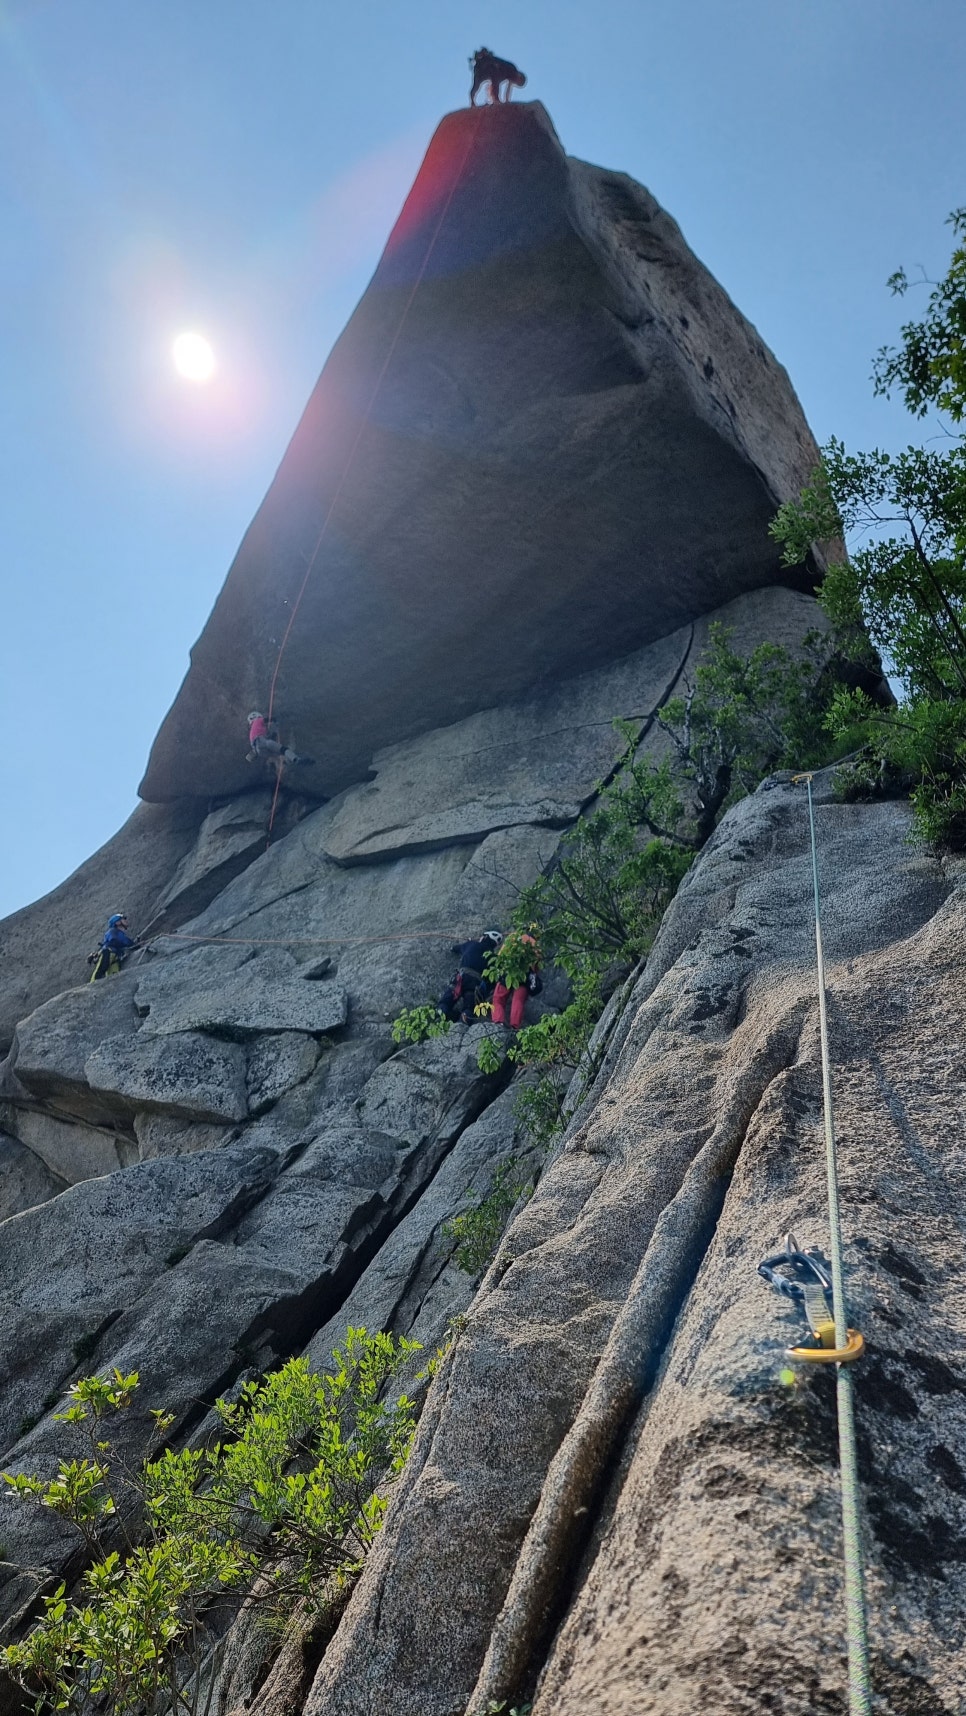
[652,624,843,838]
[443,1160,530,1276]
[476,1036,504,1076]
[482,928,541,992]
[515,808,692,979]
[3,1332,420,1716]
[772,210,966,848]
[391,1004,450,1046]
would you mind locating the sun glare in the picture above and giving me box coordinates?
[172,331,215,383]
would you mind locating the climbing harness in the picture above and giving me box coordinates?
[758,1234,865,1364]
[765,772,871,1716]
[87,948,122,983]
[257,112,485,850]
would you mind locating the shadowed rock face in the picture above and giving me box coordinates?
[140,102,820,805]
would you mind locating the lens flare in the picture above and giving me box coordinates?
[172,331,215,382]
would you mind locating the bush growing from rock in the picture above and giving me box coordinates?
[3,1332,420,1716]
[443,1159,531,1276]
[390,1003,451,1046]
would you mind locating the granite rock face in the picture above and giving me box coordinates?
[2,665,964,1716]
[2,727,963,1716]
[0,587,835,1643]
[0,1132,64,1221]
[1,96,951,1716]
[0,793,312,1057]
[305,780,965,1716]
[0,802,204,1054]
[140,103,822,805]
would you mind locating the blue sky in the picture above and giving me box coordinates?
[1,0,963,919]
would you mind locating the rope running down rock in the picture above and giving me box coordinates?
[794,771,871,1716]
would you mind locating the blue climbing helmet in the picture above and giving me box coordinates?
[107,914,127,928]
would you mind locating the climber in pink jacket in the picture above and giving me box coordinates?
[247,712,314,768]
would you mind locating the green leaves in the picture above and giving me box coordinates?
[653,623,842,833]
[476,1035,504,1075]
[391,1003,451,1045]
[2,1334,422,1716]
[517,797,691,981]
[771,212,966,848]
[873,207,966,423]
[482,928,540,992]
[443,1160,531,1276]
[54,1370,140,1423]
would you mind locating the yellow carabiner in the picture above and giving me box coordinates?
[787,1328,865,1365]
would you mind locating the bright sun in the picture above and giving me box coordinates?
[172,331,216,383]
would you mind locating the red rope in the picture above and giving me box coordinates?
[265,760,285,853]
[264,112,482,846]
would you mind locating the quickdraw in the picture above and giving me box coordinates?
[759,1233,865,1365]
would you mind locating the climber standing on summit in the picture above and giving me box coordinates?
[246,712,314,770]
[469,48,527,105]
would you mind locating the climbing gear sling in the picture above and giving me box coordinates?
[759,1234,865,1363]
[88,949,121,982]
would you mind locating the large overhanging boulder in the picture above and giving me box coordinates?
[140,101,822,805]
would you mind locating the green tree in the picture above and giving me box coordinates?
[514,801,692,979]
[875,207,966,423]
[512,626,836,986]
[771,210,966,846]
[651,624,843,840]
[3,1333,421,1716]
[471,627,841,1149]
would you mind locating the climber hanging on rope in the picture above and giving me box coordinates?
[246,711,314,771]
[87,914,140,983]
[438,929,503,1023]
[469,48,527,105]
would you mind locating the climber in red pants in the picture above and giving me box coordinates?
[490,929,542,1029]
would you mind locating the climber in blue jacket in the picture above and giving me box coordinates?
[88,914,140,983]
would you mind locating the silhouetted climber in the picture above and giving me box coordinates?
[88,914,140,983]
[469,48,527,106]
[247,711,314,769]
[438,929,503,1023]
[490,927,543,1029]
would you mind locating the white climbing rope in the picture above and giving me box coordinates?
[796,773,872,1716]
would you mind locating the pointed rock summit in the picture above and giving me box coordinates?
[141,102,821,804]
